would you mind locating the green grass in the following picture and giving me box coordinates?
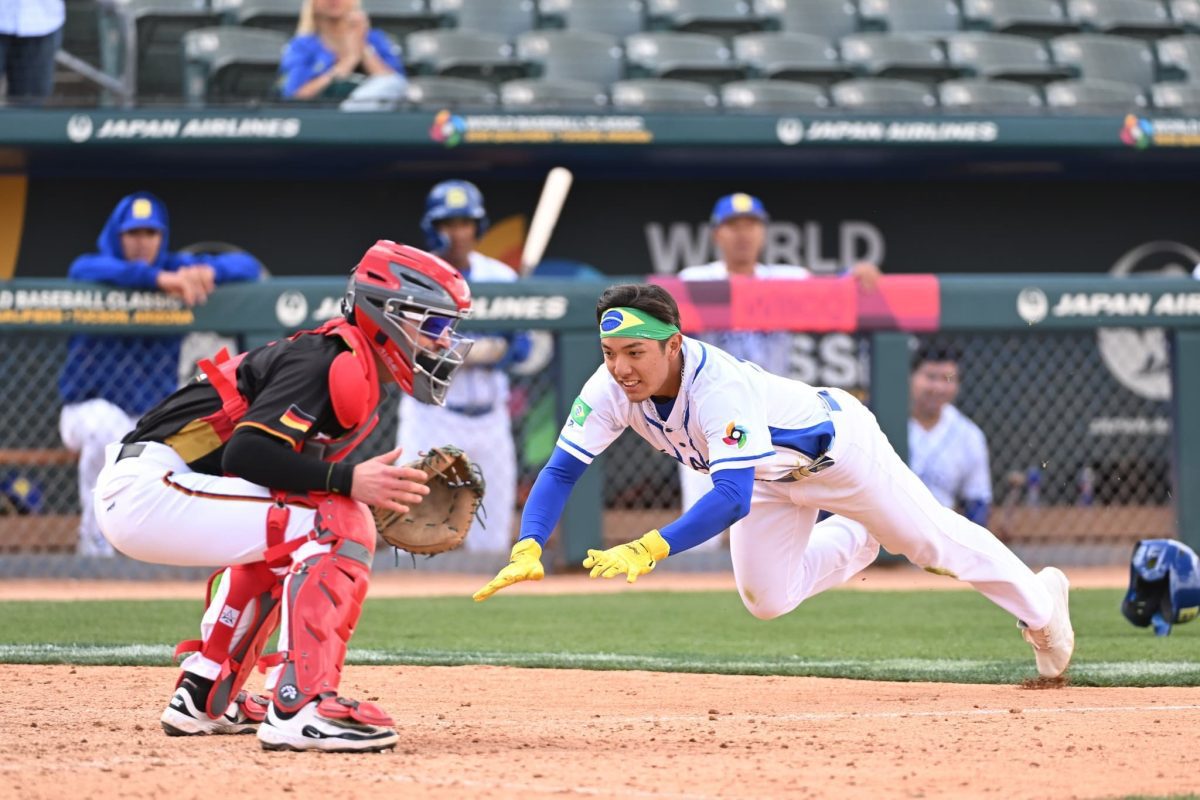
[2,588,1199,686]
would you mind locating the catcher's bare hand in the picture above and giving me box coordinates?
[351,446,430,515]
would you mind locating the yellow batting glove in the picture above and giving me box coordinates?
[472,538,545,602]
[582,530,670,584]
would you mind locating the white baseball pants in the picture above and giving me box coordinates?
[730,388,1054,629]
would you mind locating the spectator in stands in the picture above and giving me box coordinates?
[675,192,882,548]
[280,0,406,110]
[0,0,64,104]
[397,179,531,553]
[59,192,261,557]
[908,341,992,527]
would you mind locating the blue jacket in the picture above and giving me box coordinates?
[58,192,262,414]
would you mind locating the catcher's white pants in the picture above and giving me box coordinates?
[731,388,1054,629]
[59,399,137,557]
[398,397,516,552]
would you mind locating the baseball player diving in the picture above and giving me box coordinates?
[474,283,1075,679]
[93,241,475,751]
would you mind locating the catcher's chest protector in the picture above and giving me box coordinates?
[199,320,381,463]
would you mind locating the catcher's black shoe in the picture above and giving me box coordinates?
[160,674,268,736]
[258,694,398,753]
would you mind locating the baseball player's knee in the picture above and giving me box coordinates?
[739,586,796,620]
[311,493,377,556]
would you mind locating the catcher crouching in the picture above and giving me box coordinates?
[93,241,475,752]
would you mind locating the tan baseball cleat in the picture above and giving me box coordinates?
[1019,566,1076,679]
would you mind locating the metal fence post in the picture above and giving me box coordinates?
[556,330,603,568]
[1172,330,1200,552]
[869,331,910,461]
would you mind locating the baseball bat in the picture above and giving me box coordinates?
[520,167,574,278]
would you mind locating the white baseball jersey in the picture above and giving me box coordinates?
[907,404,992,508]
[558,336,833,480]
[677,261,811,378]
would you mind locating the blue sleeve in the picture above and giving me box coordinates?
[660,467,754,554]
[518,446,587,546]
[499,332,532,368]
[172,251,262,284]
[68,253,160,288]
[368,29,404,75]
[280,37,322,99]
[963,499,989,527]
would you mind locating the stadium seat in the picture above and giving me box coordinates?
[610,77,719,110]
[430,0,537,39]
[645,0,767,37]
[182,26,287,105]
[624,32,747,83]
[539,0,646,39]
[501,78,608,109]
[1156,34,1200,80]
[938,77,1044,111]
[515,30,622,85]
[830,76,938,109]
[215,0,299,35]
[1171,0,1200,32]
[56,0,104,101]
[733,32,855,84]
[405,29,525,81]
[757,0,861,40]
[1151,80,1200,110]
[1049,33,1156,88]
[944,32,1071,83]
[961,0,1080,38]
[100,0,222,100]
[360,0,442,42]
[405,75,498,107]
[721,78,829,112]
[839,33,961,81]
[858,0,964,35]
[1043,77,1146,111]
[1065,0,1182,38]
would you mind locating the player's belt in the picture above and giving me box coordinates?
[444,404,494,418]
[775,390,842,482]
[116,442,147,462]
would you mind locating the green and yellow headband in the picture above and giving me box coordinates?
[599,307,680,340]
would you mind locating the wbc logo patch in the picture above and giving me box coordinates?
[723,422,748,449]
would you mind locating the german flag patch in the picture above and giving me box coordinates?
[279,404,316,433]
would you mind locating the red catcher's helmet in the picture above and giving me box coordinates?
[342,240,474,405]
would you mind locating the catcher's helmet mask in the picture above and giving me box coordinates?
[342,241,474,406]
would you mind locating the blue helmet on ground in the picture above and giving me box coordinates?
[1121,538,1200,636]
[421,180,489,253]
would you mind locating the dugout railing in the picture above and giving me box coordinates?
[1,274,1197,570]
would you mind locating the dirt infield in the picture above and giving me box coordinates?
[2,663,1198,800]
[5,566,1173,800]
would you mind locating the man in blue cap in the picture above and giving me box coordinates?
[59,192,261,557]
[676,192,881,548]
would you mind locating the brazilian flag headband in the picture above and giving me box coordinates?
[599,307,681,339]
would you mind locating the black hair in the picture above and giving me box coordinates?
[595,283,682,328]
[910,340,963,372]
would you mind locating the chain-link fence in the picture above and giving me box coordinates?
[0,325,1178,568]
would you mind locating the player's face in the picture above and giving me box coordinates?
[911,360,960,418]
[602,335,680,402]
[712,216,766,267]
[436,218,478,259]
[121,228,162,264]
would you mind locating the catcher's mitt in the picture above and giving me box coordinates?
[373,445,485,555]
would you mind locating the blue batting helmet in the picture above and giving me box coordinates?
[421,180,489,253]
[1122,539,1200,636]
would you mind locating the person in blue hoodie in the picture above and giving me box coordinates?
[58,192,262,557]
